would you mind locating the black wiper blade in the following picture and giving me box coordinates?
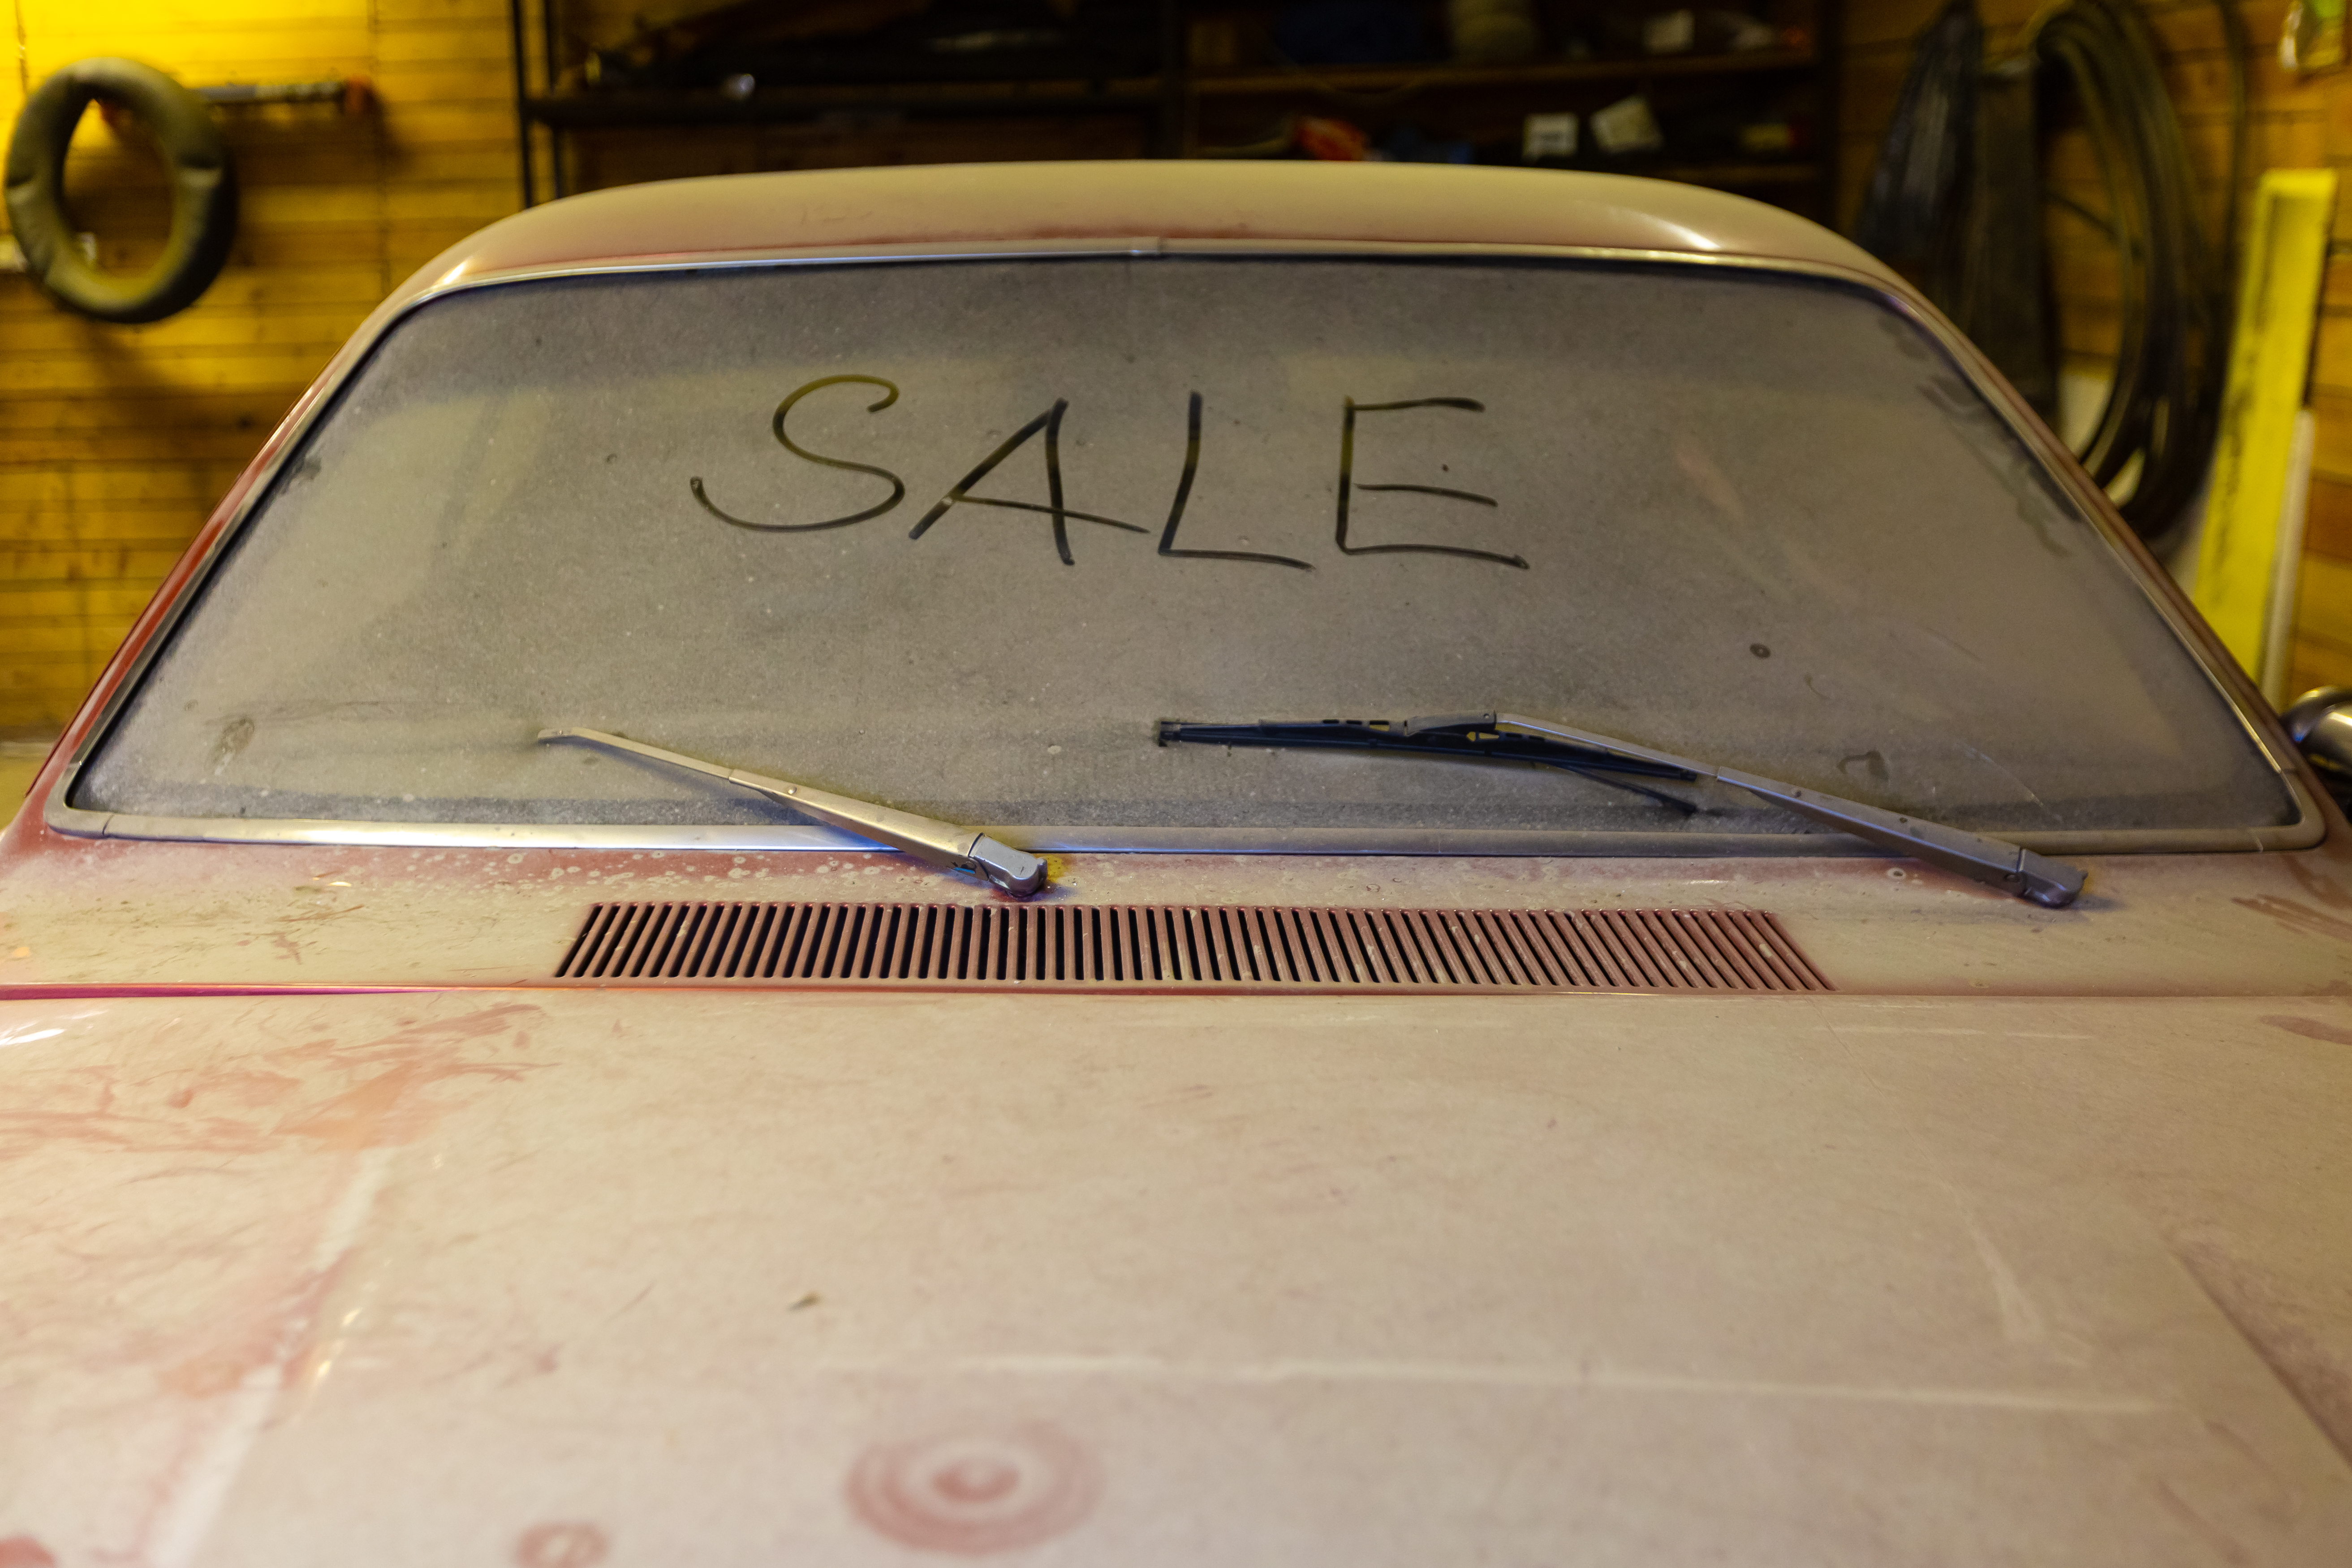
[1156,716,1700,812]
[1157,711,2086,908]
[1155,718,1696,779]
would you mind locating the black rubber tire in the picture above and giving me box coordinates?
[4,57,237,324]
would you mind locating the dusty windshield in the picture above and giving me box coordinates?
[74,256,2295,846]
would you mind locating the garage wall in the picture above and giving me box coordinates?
[10,0,2349,729]
[0,0,521,732]
[1841,0,2352,698]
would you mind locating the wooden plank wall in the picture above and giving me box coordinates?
[0,0,522,732]
[1841,0,2352,696]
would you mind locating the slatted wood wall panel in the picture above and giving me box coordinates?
[1842,0,2352,696]
[0,0,525,731]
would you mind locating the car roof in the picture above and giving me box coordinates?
[396,161,1903,309]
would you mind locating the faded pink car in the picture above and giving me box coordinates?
[4,163,2351,1564]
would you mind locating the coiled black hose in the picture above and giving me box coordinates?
[2027,0,2246,545]
[1855,0,2248,548]
[1853,0,1983,264]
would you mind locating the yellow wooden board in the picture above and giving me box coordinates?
[2194,169,2339,687]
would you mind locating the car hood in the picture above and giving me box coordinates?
[4,986,2349,1563]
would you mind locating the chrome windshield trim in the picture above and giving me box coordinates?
[48,239,2323,855]
[43,789,2319,858]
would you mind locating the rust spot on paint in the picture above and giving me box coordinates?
[2152,1479,2253,1566]
[0,1002,545,1161]
[2171,1234,2352,1464]
[515,1522,609,1568]
[2232,895,2352,947]
[161,1345,276,1399]
[159,1248,344,1399]
[2260,1014,2352,1047]
[848,1423,1100,1554]
[0,1538,56,1568]
[2284,856,2352,910]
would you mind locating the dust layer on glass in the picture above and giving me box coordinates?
[74,257,2292,841]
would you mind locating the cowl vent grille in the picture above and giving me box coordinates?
[556,901,1827,993]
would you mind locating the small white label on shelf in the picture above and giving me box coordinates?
[1643,9,1696,54]
[1591,95,1664,155]
[1523,113,1579,160]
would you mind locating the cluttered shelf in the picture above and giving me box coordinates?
[527,79,1166,127]
[1191,45,1815,96]
[523,47,1817,128]
[1651,159,1819,186]
[505,0,1835,218]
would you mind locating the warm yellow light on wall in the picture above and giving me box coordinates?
[2194,168,2338,701]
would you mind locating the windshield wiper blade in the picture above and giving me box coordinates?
[539,728,1048,898]
[1157,712,2085,908]
[1153,716,1701,812]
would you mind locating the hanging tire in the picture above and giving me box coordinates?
[4,57,237,325]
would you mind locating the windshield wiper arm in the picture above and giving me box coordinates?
[539,728,1048,898]
[1157,713,2085,908]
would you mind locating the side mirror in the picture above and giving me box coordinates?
[2283,687,2352,807]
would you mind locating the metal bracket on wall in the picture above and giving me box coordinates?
[194,78,375,115]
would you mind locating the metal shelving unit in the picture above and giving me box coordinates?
[508,0,1186,206]
[507,0,1837,219]
[1189,44,1819,96]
